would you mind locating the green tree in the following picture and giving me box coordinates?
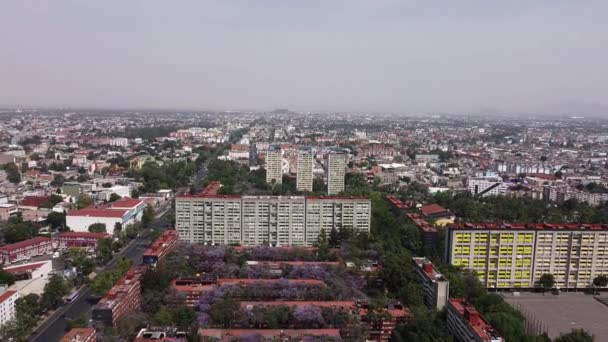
[141,206,155,228]
[88,223,107,233]
[76,196,94,209]
[328,227,340,247]
[40,194,64,209]
[97,238,114,263]
[40,274,69,310]
[554,329,593,342]
[209,298,240,328]
[593,275,608,287]
[50,174,65,187]
[0,269,17,286]
[2,216,39,243]
[46,211,66,229]
[109,193,121,202]
[4,162,21,184]
[537,273,555,292]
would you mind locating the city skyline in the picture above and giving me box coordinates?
[1,1,607,116]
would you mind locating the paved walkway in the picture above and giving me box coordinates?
[505,292,608,341]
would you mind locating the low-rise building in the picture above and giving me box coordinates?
[0,203,18,221]
[66,198,145,234]
[171,277,216,307]
[446,299,504,342]
[413,257,449,310]
[92,266,146,327]
[61,328,97,342]
[53,232,110,250]
[142,230,179,265]
[0,237,53,264]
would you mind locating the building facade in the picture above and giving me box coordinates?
[446,223,608,289]
[61,328,97,342]
[467,178,510,197]
[176,193,370,246]
[0,289,18,327]
[0,237,53,264]
[296,148,314,192]
[327,152,346,195]
[413,257,449,310]
[142,230,179,265]
[66,198,145,234]
[53,232,110,250]
[446,299,504,342]
[92,266,146,327]
[265,145,283,185]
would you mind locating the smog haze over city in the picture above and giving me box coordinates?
[2,2,608,342]
[1,0,607,116]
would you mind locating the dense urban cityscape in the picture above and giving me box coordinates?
[0,110,604,341]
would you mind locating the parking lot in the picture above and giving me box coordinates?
[504,292,608,341]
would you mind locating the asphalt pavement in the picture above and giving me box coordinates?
[30,210,170,342]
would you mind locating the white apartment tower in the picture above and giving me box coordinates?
[266,145,283,185]
[327,151,346,195]
[297,148,314,192]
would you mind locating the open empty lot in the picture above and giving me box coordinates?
[504,292,608,341]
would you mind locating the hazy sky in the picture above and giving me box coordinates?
[1,0,607,114]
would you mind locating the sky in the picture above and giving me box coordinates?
[0,0,607,115]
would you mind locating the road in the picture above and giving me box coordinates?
[30,209,170,342]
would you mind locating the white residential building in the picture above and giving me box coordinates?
[296,148,314,192]
[327,151,346,195]
[175,194,370,247]
[413,257,449,310]
[266,145,283,185]
[0,288,19,327]
[467,178,510,197]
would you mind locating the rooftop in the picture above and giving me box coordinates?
[413,257,446,283]
[449,222,608,231]
[110,197,144,209]
[97,266,146,309]
[420,203,450,216]
[449,299,503,342]
[61,328,96,342]
[199,328,341,340]
[0,237,52,252]
[143,230,178,258]
[217,278,327,287]
[67,207,127,218]
[56,232,110,239]
[406,213,438,233]
[0,290,18,304]
[240,301,356,309]
[4,261,49,274]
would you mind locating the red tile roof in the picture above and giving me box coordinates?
[449,299,503,341]
[56,232,110,239]
[61,328,96,342]
[4,261,48,274]
[67,208,127,218]
[420,204,449,216]
[110,198,143,209]
[0,237,52,252]
[200,329,341,339]
[218,278,327,287]
[21,196,50,207]
[240,301,355,309]
[0,290,18,304]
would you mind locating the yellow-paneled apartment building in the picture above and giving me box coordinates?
[446,223,608,289]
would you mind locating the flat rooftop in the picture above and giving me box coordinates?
[504,292,608,340]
